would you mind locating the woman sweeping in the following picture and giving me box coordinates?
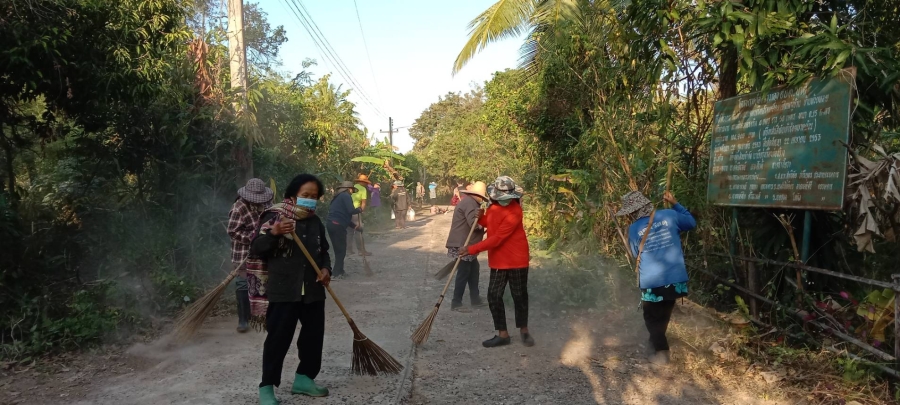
[325,181,362,279]
[227,178,273,333]
[616,190,696,365]
[250,174,332,404]
[466,176,534,348]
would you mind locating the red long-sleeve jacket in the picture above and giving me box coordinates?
[467,200,529,269]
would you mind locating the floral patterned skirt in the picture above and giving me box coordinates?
[641,282,688,302]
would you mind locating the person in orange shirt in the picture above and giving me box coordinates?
[466,176,533,348]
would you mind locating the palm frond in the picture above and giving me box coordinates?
[533,0,579,25]
[453,0,537,75]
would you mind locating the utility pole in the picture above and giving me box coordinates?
[228,0,251,184]
[379,117,394,165]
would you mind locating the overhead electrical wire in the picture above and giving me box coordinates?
[352,0,384,106]
[279,0,386,118]
[292,0,383,116]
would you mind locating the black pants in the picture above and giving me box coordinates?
[326,222,348,277]
[394,210,406,228]
[487,268,528,331]
[452,260,481,306]
[260,300,326,388]
[643,300,676,351]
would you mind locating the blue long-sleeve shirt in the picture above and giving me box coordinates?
[628,203,696,289]
[326,191,361,228]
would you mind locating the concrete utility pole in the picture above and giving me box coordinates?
[228,0,252,183]
[379,117,395,164]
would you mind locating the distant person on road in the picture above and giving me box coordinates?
[348,174,372,256]
[416,182,425,207]
[466,176,533,348]
[446,181,488,312]
[428,182,437,203]
[617,190,696,366]
[450,180,465,206]
[227,178,273,333]
[325,181,362,279]
[250,174,332,404]
[391,181,409,229]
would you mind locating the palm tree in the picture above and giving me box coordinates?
[452,0,581,75]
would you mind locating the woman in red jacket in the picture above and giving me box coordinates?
[467,176,534,348]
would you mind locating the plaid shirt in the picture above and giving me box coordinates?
[227,199,268,264]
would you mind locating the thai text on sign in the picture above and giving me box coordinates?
[707,77,852,210]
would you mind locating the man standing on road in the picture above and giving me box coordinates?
[348,174,372,256]
[446,181,488,312]
[429,182,437,205]
[226,178,273,333]
[391,181,410,229]
[326,181,362,279]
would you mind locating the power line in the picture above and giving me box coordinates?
[292,0,383,116]
[282,0,385,117]
[352,0,383,106]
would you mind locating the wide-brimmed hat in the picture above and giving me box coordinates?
[615,191,651,216]
[356,174,372,184]
[336,181,357,193]
[488,176,524,201]
[461,181,489,200]
[238,178,274,204]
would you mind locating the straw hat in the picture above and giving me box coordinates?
[488,176,524,201]
[615,191,651,216]
[238,178,274,204]
[336,181,357,193]
[460,181,489,200]
[356,174,372,184]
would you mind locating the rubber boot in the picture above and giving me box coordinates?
[291,373,329,397]
[258,385,279,405]
[236,289,250,333]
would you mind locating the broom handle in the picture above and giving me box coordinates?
[437,214,481,300]
[290,231,355,324]
[665,162,674,207]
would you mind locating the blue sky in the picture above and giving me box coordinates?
[254,0,524,153]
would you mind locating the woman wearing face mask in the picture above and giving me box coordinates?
[250,174,332,405]
[466,176,533,348]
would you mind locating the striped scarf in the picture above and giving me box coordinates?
[247,199,314,330]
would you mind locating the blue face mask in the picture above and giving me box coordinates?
[295,197,318,210]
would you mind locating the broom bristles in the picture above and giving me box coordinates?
[348,324,403,375]
[171,274,233,341]
[410,304,440,345]
[433,261,455,280]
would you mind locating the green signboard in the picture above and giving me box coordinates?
[707,77,852,210]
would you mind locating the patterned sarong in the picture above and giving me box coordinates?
[246,199,314,330]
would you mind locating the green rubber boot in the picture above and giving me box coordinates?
[258,385,279,405]
[291,374,329,397]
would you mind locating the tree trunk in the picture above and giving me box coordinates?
[1,123,17,205]
[718,44,739,100]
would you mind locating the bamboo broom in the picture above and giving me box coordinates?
[290,231,403,375]
[172,256,248,341]
[412,218,480,345]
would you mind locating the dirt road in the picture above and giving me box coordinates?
[4,211,792,405]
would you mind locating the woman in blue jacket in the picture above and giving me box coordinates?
[616,190,696,365]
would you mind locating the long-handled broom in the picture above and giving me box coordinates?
[358,224,374,276]
[290,231,403,375]
[411,219,479,345]
[172,256,248,341]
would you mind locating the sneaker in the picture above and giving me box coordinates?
[482,335,511,348]
[451,304,471,313]
[471,299,487,308]
[522,333,535,347]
